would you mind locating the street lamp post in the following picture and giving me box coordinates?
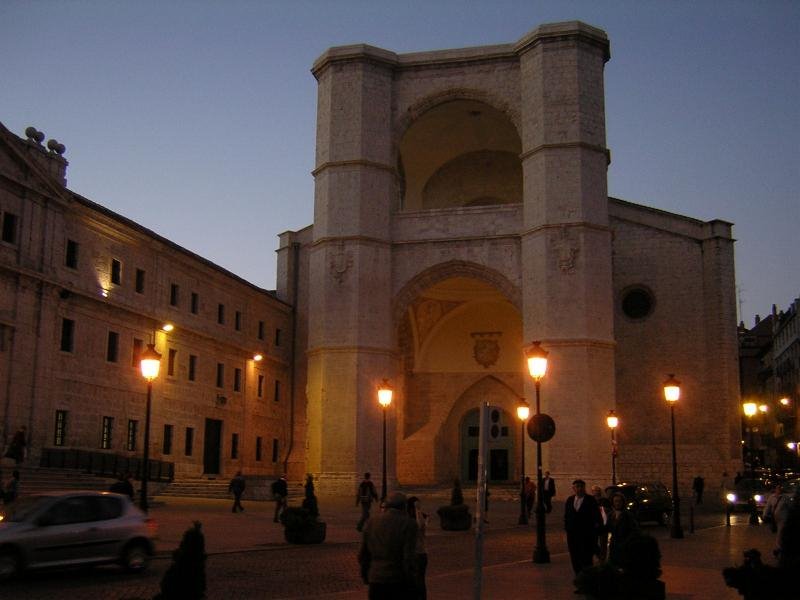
[663,374,683,539]
[607,410,619,486]
[517,402,530,525]
[525,342,550,563]
[377,379,393,501]
[743,402,757,470]
[139,343,162,512]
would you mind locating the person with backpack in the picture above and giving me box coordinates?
[271,474,288,522]
[356,472,379,532]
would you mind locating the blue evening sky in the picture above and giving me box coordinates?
[1,1,798,324]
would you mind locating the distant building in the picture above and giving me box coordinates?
[738,299,800,469]
[0,122,292,479]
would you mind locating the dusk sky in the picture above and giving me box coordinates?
[2,1,797,324]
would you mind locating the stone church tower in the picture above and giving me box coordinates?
[277,22,741,493]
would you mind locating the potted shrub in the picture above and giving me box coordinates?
[281,474,326,544]
[436,478,472,531]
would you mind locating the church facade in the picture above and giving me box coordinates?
[276,21,742,492]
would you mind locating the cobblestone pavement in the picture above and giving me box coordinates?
[0,491,774,599]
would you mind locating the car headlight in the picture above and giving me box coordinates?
[754,494,763,503]
[726,493,736,503]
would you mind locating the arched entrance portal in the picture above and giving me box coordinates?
[395,274,525,486]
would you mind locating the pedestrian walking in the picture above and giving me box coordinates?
[523,476,536,520]
[692,475,705,504]
[542,470,556,513]
[229,470,246,513]
[591,485,611,561]
[763,482,790,555]
[564,479,603,577]
[4,426,26,465]
[607,491,639,565]
[3,470,20,504]
[110,471,135,500]
[356,472,379,532]
[778,489,800,570]
[358,492,417,600]
[271,474,288,522]
[407,495,428,600]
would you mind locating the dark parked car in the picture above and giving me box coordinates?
[0,490,157,581]
[724,479,767,514]
[605,482,673,525]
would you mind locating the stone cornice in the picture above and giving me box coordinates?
[520,141,611,165]
[534,338,616,350]
[519,222,613,237]
[310,235,390,249]
[306,345,398,358]
[514,21,610,62]
[311,159,396,178]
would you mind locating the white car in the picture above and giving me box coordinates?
[0,490,157,581]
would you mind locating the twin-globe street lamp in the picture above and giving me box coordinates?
[663,374,684,539]
[525,341,552,564]
[517,402,531,525]
[377,379,393,501]
[139,343,162,512]
[607,410,619,486]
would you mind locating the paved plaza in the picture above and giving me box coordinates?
[1,487,777,599]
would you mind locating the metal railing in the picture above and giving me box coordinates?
[39,448,174,482]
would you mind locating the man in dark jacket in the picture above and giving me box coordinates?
[358,492,417,600]
[564,479,603,576]
[356,472,379,532]
[271,474,288,522]
[229,471,246,513]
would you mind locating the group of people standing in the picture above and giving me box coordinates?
[564,479,640,577]
[356,473,428,600]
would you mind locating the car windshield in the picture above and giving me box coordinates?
[0,496,49,522]
[735,480,766,492]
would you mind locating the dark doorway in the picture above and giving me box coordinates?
[467,448,510,482]
[203,418,222,475]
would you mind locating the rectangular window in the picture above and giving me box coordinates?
[1,211,18,244]
[235,311,242,331]
[132,338,143,368]
[185,427,194,456]
[190,292,199,314]
[101,416,113,449]
[111,259,121,285]
[126,420,138,451]
[168,348,177,376]
[258,320,265,340]
[272,438,279,463]
[257,374,264,398]
[135,269,145,294]
[274,379,281,402]
[255,436,262,461]
[231,433,239,459]
[65,239,79,269]
[60,318,75,352]
[54,410,67,446]
[170,283,179,307]
[163,424,173,455]
[216,363,224,388]
[234,368,241,392]
[188,354,197,381]
[217,303,225,325]
[106,331,119,363]
[275,328,282,347]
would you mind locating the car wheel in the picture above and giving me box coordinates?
[0,551,20,582]
[122,543,150,573]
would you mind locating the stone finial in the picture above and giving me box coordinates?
[25,126,45,144]
[47,139,66,155]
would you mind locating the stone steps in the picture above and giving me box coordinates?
[2,466,117,495]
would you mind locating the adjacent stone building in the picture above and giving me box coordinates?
[0,122,292,479]
[2,21,743,494]
[277,21,742,493]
